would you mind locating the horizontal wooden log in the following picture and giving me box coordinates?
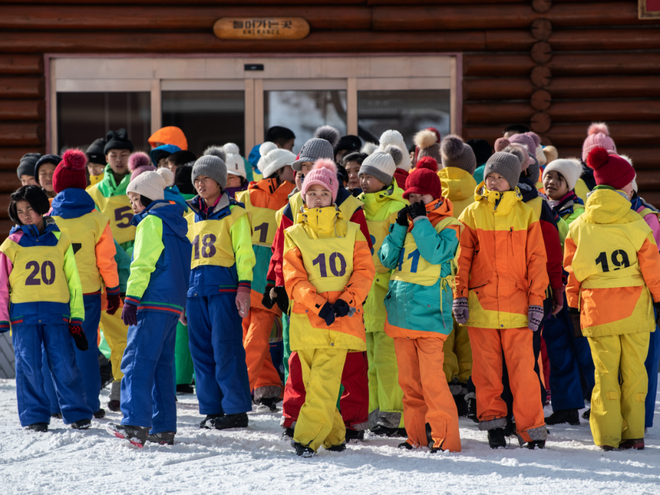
[531,66,551,87]
[547,2,650,27]
[0,78,44,99]
[369,0,527,3]
[545,123,660,147]
[463,78,533,101]
[547,76,660,99]
[0,55,42,75]
[550,29,660,51]
[637,192,660,206]
[1,0,367,4]
[0,100,44,121]
[0,147,46,170]
[486,30,536,51]
[548,53,660,76]
[0,31,487,53]
[463,55,534,77]
[0,124,44,146]
[633,170,660,193]
[462,125,512,145]
[0,172,21,194]
[463,102,534,125]
[549,100,660,123]
[0,195,11,219]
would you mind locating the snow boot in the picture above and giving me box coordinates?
[282,427,295,439]
[147,431,176,445]
[453,393,468,417]
[545,408,579,426]
[71,419,91,430]
[107,423,148,447]
[51,413,62,419]
[255,397,278,413]
[345,429,365,442]
[212,413,249,430]
[176,384,194,395]
[582,408,591,421]
[426,423,444,453]
[293,442,315,458]
[94,408,106,419]
[465,392,478,423]
[526,440,546,449]
[107,381,121,412]
[26,423,48,432]
[619,438,644,450]
[488,428,507,449]
[370,425,406,438]
[99,355,113,390]
[398,441,414,450]
[326,443,347,452]
[200,414,223,429]
[601,445,617,452]
[503,419,517,437]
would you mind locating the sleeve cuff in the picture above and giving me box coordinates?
[106,285,120,296]
[124,295,141,306]
[0,320,10,332]
[238,281,251,291]
[69,317,83,326]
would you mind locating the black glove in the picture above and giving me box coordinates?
[69,322,89,351]
[396,206,410,227]
[568,308,582,338]
[654,302,660,327]
[408,201,427,221]
[318,302,336,327]
[262,284,276,309]
[274,286,289,313]
[333,299,351,318]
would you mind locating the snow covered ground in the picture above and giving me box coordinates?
[1,378,659,495]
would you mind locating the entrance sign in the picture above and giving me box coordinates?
[213,18,310,40]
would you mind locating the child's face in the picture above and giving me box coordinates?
[127,192,145,215]
[485,173,510,193]
[87,162,105,178]
[278,165,295,184]
[15,200,43,227]
[407,193,434,205]
[305,184,333,208]
[295,171,303,190]
[106,149,130,175]
[345,161,361,190]
[38,163,56,192]
[226,175,243,189]
[194,175,222,201]
[166,159,178,174]
[157,157,169,169]
[360,174,386,194]
[300,162,314,176]
[20,175,38,187]
[543,171,569,200]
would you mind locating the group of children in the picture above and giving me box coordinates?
[2,121,659,455]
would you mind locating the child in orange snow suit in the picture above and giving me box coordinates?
[283,159,375,456]
[236,145,296,410]
[453,150,549,449]
[565,148,660,451]
[379,158,462,452]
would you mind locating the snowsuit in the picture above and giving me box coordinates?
[51,188,120,414]
[455,184,549,443]
[380,198,462,451]
[186,193,255,417]
[270,189,372,432]
[565,186,660,447]
[236,178,294,401]
[359,182,407,430]
[283,206,375,451]
[120,200,191,433]
[0,219,92,426]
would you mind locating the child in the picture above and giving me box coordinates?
[542,158,585,243]
[150,144,180,169]
[185,155,255,430]
[565,148,660,450]
[454,150,549,449]
[108,169,191,446]
[85,138,107,187]
[379,158,462,452]
[34,154,61,199]
[0,185,92,431]
[358,148,407,436]
[378,130,411,188]
[224,143,248,199]
[166,150,197,175]
[237,146,296,411]
[341,151,367,195]
[50,150,121,419]
[17,153,40,187]
[283,159,375,456]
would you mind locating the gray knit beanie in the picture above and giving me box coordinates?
[359,150,396,186]
[527,155,540,184]
[191,155,227,191]
[483,151,521,191]
[440,135,477,174]
[18,153,41,179]
[292,138,334,172]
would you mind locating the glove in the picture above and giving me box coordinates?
[262,284,276,310]
[396,206,410,227]
[179,308,188,326]
[528,305,544,332]
[274,286,289,314]
[408,201,427,221]
[121,301,138,327]
[236,289,251,318]
[333,299,351,318]
[106,293,121,316]
[551,286,564,316]
[453,297,469,325]
[69,322,89,351]
[569,308,582,338]
[318,302,336,327]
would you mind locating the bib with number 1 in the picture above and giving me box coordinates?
[239,193,278,248]
[187,207,247,269]
[88,187,135,245]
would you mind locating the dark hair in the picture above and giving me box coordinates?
[466,139,493,166]
[265,126,295,147]
[140,195,153,208]
[503,124,530,135]
[342,152,368,167]
[9,185,50,224]
[168,150,197,168]
[175,164,196,195]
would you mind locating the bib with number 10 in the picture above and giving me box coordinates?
[187,207,247,269]
[88,187,135,245]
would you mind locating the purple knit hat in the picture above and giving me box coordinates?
[129,152,156,181]
[582,123,616,163]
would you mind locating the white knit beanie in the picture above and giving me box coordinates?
[378,129,412,171]
[127,170,167,201]
[542,158,582,191]
[223,143,246,179]
[359,150,396,186]
[260,147,296,179]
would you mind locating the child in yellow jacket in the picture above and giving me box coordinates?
[283,159,375,456]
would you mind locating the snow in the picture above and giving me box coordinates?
[1,378,660,495]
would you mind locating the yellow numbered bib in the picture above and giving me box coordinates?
[187,207,246,269]
[366,218,391,274]
[239,193,278,248]
[88,187,135,245]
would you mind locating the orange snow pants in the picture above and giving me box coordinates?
[468,326,545,443]
[393,336,461,452]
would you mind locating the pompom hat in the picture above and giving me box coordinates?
[127,170,167,202]
[223,143,246,179]
[379,129,412,171]
[586,147,634,191]
[403,157,442,200]
[301,159,339,203]
[440,135,477,174]
[359,149,398,186]
[543,158,582,192]
[582,123,616,163]
[414,128,441,163]
[259,146,296,179]
[129,152,156,181]
[53,149,88,193]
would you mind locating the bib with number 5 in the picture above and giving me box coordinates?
[88,187,136,245]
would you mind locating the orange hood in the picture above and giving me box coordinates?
[148,126,188,150]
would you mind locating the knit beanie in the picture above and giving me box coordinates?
[440,135,477,174]
[104,128,133,154]
[17,153,41,179]
[53,149,87,193]
[301,159,340,203]
[129,152,156,181]
[359,149,398,186]
[527,155,541,184]
[192,155,227,191]
[403,157,442,200]
[224,143,246,179]
[483,151,522,191]
[494,137,510,152]
[334,135,362,157]
[85,138,106,165]
[582,123,616,163]
[586,147,634,190]
[379,129,412,171]
[508,133,537,158]
[414,128,441,163]
[543,158,582,191]
[203,145,226,162]
[259,145,296,179]
[543,146,558,164]
[127,169,168,202]
[361,142,378,155]
[504,145,528,173]
[34,154,61,178]
[466,139,492,166]
[292,136,335,172]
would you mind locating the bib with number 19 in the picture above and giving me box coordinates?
[187,207,247,269]
[88,187,136,245]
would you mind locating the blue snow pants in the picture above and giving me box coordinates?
[645,313,660,428]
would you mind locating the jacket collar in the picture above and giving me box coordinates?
[298,205,347,239]
[10,216,60,247]
[474,182,522,214]
[50,188,96,219]
[584,186,633,224]
[188,192,232,220]
[359,182,405,217]
[438,166,477,202]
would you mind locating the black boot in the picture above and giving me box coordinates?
[212,413,248,430]
[526,440,546,449]
[293,442,315,457]
[282,427,295,439]
[257,397,279,412]
[71,419,91,430]
[326,443,346,452]
[488,428,507,449]
[503,418,517,437]
[398,441,413,450]
[454,393,468,417]
[94,408,106,419]
[51,413,62,419]
[26,423,48,432]
[200,414,223,429]
[465,393,478,423]
[345,429,365,442]
[582,408,591,421]
[545,409,579,426]
[107,423,148,447]
[147,431,176,445]
[176,384,195,395]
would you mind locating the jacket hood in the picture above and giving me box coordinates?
[150,144,181,166]
[517,176,540,204]
[148,126,188,150]
[584,187,633,225]
[438,167,477,202]
[10,216,60,246]
[298,205,347,239]
[133,200,188,238]
[164,185,189,211]
[474,181,523,214]
[51,188,96,219]
[97,163,130,196]
[359,182,406,218]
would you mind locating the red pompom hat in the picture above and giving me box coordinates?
[53,149,88,193]
[586,147,635,191]
[403,157,442,200]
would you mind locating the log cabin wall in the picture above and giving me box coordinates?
[0,0,659,234]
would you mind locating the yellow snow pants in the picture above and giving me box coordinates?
[100,300,128,382]
[366,331,404,428]
[443,319,473,384]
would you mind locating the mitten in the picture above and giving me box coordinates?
[318,302,336,327]
[333,299,351,318]
[69,321,89,351]
[568,308,582,338]
[106,290,121,316]
[274,286,289,313]
[262,284,276,309]
[528,305,544,332]
[121,301,138,327]
[235,289,251,318]
[396,206,410,227]
[551,286,564,316]
[408,201,427,221]
[453,297,469,325]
